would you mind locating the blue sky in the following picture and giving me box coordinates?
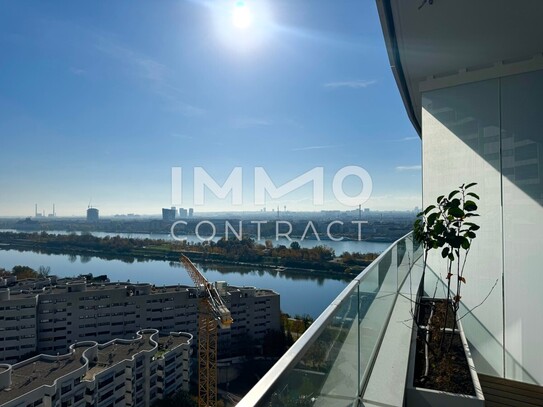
[0,0,421,216]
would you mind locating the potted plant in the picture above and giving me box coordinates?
[406,183,485,406]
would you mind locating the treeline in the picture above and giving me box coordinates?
[0,231,379,275]
[0,265,51,280]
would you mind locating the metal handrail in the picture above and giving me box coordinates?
[237,231,416,407]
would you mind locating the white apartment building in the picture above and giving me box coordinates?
[0,329,192,407]
[0,277,280,364]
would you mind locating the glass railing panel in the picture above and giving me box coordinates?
[238,233,422,407]
[396,236,410,289]
[376,246,397,294]
[255,283,361,407]
[357,279,397,396]
[413,235,423,260]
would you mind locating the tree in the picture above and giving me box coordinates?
[290,241,301,250]
[151,390,197,407]
[38,265,51,277]
[12,265,37,279]
[414,182,481,352]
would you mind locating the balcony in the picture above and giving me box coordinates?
[239,232,424,407]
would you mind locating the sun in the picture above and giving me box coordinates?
[232,2,253,29]
[211,0,273,51]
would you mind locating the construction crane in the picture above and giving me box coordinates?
[181,255,233,407]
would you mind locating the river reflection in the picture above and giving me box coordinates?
[0,248,351,318]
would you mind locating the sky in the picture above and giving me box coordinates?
[0,0,421,216]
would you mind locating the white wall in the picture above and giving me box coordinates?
[500,71,543,384]
[421,70,543,385]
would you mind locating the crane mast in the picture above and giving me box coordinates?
[181,255,233,407]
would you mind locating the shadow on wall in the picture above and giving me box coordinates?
[422,71,543,207]
[424,265,540,386]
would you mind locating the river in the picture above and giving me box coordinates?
[0,231,392,318]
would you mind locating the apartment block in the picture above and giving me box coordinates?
[0,277,280,364]
[0,289,38,364]
[0,329,191,407]
[218,283,281,357]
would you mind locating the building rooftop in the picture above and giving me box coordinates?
[84,332,155,380]
[0,329,191,406]
[156,333,191,358]
[0,347,88,405]
[0,276,278,302]
[255,289,277,297]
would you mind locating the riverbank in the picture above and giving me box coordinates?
[0,247,351,319]
[0,232,372,279]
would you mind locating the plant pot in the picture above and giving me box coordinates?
[405,298,485,407]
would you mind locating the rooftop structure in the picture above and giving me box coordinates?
[0,329,192,407]
[0,275,280,365]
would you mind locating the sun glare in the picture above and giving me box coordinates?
[212,0,273,52]
[232,2,253,29]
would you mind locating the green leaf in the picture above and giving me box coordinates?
[449,236,462,249]
[427,212,439,226]
[448,253,455,261]
[465,231,476,239]
[465,182,477,189]
[449,198,461,208]
[437,195,445,204]
[461,237,470,250]
[441,247,450,258]
[448,206,465,218]
[466,192,480,200]
[448,190,460,200]
[464,200,478,212]
[423,205,436,215]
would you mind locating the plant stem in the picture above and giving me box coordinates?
[440,254,452,355]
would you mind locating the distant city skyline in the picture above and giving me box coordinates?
[0,1,421,216]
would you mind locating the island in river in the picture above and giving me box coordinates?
[0,231,381,278]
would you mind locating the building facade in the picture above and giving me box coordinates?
[0,329,192,407]
[376,0,543,386]
[0,277,280,365]
[87,208,99,222]
[161,208,176,222]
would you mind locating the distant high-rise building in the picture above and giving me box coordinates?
[179,207,188,218]
[188,208,194,217]
[86,207,99,222]
[162,208,176,221]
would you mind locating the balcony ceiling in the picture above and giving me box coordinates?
[376,0,543,134]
